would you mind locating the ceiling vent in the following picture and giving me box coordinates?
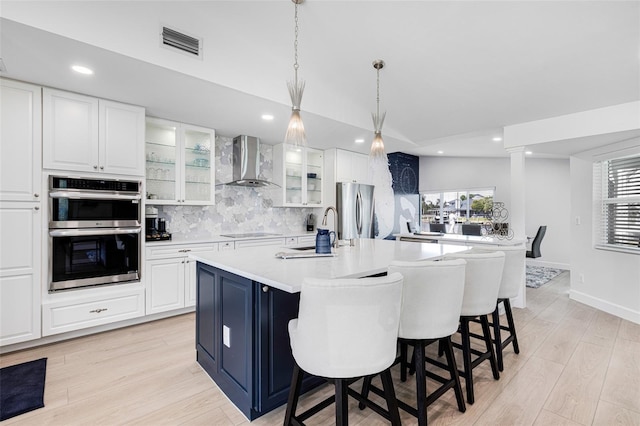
[161,26,202,58]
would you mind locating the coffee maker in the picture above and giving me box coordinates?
[145,207,171,241]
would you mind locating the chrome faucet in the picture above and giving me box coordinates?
[322,206,339,249]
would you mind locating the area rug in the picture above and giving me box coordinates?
[526,265,564,288]
[0,357,47,421]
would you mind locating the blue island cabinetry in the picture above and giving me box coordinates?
[195,262,321,420]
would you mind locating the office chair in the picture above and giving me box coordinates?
[526,226,547,258]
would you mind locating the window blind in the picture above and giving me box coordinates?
[595,155,640,252]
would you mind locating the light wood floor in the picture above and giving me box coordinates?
[2,272,640,425]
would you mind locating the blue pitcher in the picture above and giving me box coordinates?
[315,228,336,254]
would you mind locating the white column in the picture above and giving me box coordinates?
[508,147,526,308]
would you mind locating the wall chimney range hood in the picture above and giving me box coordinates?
[226,135,273,187]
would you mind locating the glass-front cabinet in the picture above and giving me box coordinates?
[273,144,323,207]
[145,117,214,205]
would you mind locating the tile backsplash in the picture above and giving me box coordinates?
[156,136,320,239]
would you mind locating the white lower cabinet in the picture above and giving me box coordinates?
[0,202,41,346]
[42,285,145,336]
[145,242,219,314]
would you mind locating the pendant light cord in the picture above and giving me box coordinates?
[293,2,299,84]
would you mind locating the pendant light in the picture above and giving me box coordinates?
[370,59,386,161]
[284,0,306,147]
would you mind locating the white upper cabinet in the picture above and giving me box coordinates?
[0,79,42,202]
[273,144,323,207]
[43,88,145,176]
[145,117,215,205]
[323,148,370,207]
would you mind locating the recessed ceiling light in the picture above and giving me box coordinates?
[261,114,274,121]
[492,137,502,142]
[525,151,533,155]
[437,150,444,154]
[355,138,365,144]
[71,65,94,75]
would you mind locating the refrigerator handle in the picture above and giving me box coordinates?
[356,190,363,236]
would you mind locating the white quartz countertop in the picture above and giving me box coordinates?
[190,238,469,293]
[146,231,317,246]
[396,232,526,246]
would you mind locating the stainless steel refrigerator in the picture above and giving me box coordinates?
[336,182,375,240]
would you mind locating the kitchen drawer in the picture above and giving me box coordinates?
[235,238,283,249]
[146,242,219,260]
[220,241,235,251]
[42,286,144,336]
[297,235,316,245]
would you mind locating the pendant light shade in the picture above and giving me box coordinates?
[369,59,387,164]
[284,0,307,147]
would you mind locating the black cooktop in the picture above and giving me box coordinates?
[219,232,282,238]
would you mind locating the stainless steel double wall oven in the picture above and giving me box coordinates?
[48,176,142,291]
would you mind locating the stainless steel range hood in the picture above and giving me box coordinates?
[226,135,273,187]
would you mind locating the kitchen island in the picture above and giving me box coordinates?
[190,239,468,420]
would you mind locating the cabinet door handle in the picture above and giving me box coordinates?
[262,285,269,293]
[90,308,108,314]
[100,166,104,170]
[34,206,40,211]
[93,165,98,170]
[34,193,39,198]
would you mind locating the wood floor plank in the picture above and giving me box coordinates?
[543,341,612,424]
[473,356,565,426]
[600,338,640,413]
[592,400,640,426]
[533,409,584,426]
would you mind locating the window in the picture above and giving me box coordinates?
[594,154,640,253]
[421,188,495,233]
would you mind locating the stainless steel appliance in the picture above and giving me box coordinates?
[145,206,171,241]
[48,176,142,291]
[336,182,375,241]
[224,135,273,187]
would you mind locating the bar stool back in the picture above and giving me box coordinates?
[468,245,525,371]
[391,258,467,426]
[284,273,404,426]
[444,251,505,404]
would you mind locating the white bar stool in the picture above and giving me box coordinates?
[283,273,404,426]
[360,259,468,426]
[443,251,505,404]
[467,246,525,371]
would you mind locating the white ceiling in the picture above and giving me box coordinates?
[1,1,638,158]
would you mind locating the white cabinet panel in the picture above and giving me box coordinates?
[100,100,145,176]
[43,88,145,176]
[43,88,99,173]
[0,274,38,346]
[235,238,284,249]
[146,259,185,314]
[0,79,42,202]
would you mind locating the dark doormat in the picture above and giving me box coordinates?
[0,357,47,421]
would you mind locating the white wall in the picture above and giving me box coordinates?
[419,156,570,268]
[569,138,640,324]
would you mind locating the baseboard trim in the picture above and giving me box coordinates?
[526,259,569,270]
[570,290,640,325]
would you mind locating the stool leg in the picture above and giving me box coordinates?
[413,342,428,426]
[504,298,520,354]
[480,315,500,380]
[492,304,504,372]
[380,368,402,426]
[284,362,304,426]
[335,379,349,426]
[358,376,372,410]
[442,336,466,413]
[400,341,408,382]
[460,317,474,405]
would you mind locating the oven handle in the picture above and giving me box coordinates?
[49,228,141,237]
[49,191,141,201]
